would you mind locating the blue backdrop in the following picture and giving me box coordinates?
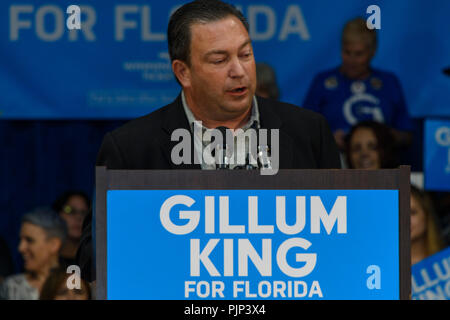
[0,0,449,119]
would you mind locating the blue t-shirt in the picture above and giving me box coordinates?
[302,67,413,133]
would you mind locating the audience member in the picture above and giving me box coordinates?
[303,17,413,150]
[410,185,446,265]
[52,191,90,269]
[345,120,398,169]
[39,268,91,300]
[0,207,67,300]
[256,62,280,100]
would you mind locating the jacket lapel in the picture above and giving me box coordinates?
[160,95,201,170]
[257,97,294,169]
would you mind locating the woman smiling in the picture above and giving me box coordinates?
[0,208,67,300]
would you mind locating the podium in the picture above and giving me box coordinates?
[95,166,411,300]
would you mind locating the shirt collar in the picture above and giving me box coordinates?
[181,91,260,132]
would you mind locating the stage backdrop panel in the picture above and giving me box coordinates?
[1,0,449,119]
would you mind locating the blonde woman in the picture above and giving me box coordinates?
[410,185,446,265]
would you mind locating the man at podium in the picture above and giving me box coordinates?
[79,0,341,283]
[96,0,340,172]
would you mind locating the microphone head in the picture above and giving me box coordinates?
[214,126,230,169]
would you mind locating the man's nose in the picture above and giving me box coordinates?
[345,53,357,62]
[228,58,245,78]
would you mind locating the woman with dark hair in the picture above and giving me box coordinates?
[52,191,90,268]
[0,208,67,299]
[410,185,446,265]
[345,120,399,169]
[40,268,91,300]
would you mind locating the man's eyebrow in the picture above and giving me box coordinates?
[204,49,227,57]
[204,39,252,57]
[238,39,252,50]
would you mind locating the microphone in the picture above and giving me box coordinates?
[215,126,230,169]
[257,145,272,170]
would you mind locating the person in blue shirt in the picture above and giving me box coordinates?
[303,17,413,151]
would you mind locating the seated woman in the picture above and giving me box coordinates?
[40,268,91,300]
[410,185,446,265]
[0,207,67,300]
[345,120,398,169]
[52,191,90,269]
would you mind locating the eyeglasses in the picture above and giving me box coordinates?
[62,205,88,216]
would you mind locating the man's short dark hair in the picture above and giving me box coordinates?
[168,0,249,65]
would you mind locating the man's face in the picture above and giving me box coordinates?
[341,41,373,79]
[181,16,256,122]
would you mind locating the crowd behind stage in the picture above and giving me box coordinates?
[1,17,449,300]
[0,167,448,300]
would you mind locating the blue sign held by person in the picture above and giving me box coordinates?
[424,119,450,191]
[411,246,450,300]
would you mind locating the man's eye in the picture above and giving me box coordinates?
[210,57,226,64]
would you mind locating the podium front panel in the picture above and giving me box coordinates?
[96,168,410,300]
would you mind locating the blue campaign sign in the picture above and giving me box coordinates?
[411,246,450,300]
[424,119,450,191]
[106,189,399,300]
[1,0,449,119]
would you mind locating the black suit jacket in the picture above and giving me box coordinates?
[96,95,341,170]
[77,95,341,282]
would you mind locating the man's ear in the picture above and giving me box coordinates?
[172,60,191,87]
